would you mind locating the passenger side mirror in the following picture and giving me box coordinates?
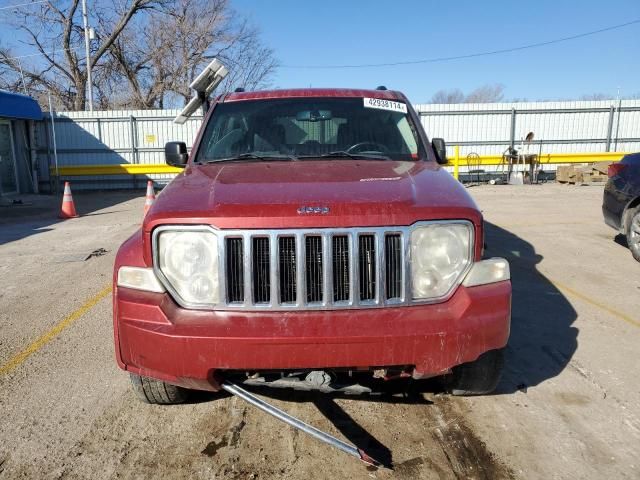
[165,141,188,168]
[432,138,448,165]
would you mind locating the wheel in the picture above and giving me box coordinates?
[129,373,190,404]
[447,348,505,396]
[627,207,640,262]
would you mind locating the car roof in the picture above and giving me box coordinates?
[221,88,406,103]
[622,152,640,164]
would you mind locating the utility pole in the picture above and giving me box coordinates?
[81,0,93,111]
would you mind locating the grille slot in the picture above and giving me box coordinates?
[332,235,350,302]
[252,237,270,303]
[278,236,297,303]
[305,236,323,303]
[225,238,244,303]
[385,234,402,300]
[358,234,376,301]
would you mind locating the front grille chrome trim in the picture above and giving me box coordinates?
[151,221,474,311]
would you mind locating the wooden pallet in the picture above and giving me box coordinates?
[556,162,610,185]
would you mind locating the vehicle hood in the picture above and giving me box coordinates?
[145,160,481,230]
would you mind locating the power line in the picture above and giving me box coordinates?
[1,46,81,62]
[281,19,640,69]
[0,0,47,11]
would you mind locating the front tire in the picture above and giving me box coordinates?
[447,348,505,396]
[627,208,640,262]
[129,373,190,404]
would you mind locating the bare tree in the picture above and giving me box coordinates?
[579,93,611,101]
[0,0,161,110]
[87,0,277,108]
[430,84,505,104]
[0,0,276,110]
[465,84,504,103]
[145,0,277,107]
[430,88,465,104]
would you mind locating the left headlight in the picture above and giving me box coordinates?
[410,223,473,300]
[156,229,219,306]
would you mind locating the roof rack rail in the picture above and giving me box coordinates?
[376,85,387,90]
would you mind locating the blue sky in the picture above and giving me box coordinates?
[235,0,640,103]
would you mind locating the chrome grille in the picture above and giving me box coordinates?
[153,221,475,311]
[218,228,408,310]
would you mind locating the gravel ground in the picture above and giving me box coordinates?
[0,184,638,479]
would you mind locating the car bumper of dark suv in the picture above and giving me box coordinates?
[113,281,511,391]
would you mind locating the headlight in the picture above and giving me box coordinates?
[156,229,219,305]
[410,223,472,300]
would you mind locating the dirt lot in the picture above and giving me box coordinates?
[1,184,639,479]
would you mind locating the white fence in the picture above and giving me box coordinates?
[36,99,640,191]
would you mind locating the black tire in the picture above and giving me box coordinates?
[447,348,505,396]
[627,208,640,263]
[129,373,190,404]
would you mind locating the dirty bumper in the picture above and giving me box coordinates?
[114,281,511,391]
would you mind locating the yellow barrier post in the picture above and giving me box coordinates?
[454,145,460,181]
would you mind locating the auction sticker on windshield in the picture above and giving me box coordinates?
[363,97,407,114]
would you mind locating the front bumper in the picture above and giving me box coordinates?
[113,281,511,391]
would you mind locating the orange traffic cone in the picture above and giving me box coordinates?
[59,181,79,219]
[143,180,156,217]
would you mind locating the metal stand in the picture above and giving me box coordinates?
[221,381,379,466]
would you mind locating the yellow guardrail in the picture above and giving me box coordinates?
[448,151,625,167]
[50,164,184,176]
[49,151,627,176]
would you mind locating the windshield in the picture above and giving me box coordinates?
[195,97,423,163]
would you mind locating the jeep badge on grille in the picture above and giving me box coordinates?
[297,206,330,214]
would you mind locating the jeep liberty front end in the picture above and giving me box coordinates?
[113,88,511,404]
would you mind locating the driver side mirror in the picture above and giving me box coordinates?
[432,138,448,165]
[165,141,188,168]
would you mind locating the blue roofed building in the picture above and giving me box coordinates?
[0,90,43,195]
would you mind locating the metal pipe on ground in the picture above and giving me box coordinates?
[221,380,380,467]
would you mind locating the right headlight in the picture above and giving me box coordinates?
[410,223,473,300]
[156,228,220,306]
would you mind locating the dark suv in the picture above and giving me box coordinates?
[603,152,640,261]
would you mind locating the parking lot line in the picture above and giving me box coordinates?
[0,284,112,376]
[551,279,640,328]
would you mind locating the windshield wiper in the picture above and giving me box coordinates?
[299,151,392,161]
[202,153,298,164]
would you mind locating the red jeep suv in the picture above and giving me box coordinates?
[113,88,511,404]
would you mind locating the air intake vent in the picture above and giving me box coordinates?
[278,236,297,303]
[225,238,244,303]
[332,235,350,302]
[252,237,270,303]
[305,236,323,303]
[358,235,376,301]
[385,234,402,300]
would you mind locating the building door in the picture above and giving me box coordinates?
[0,120,18,195]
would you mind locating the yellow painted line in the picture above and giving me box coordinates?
[0,285,112,376]
[551,279,640,328]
